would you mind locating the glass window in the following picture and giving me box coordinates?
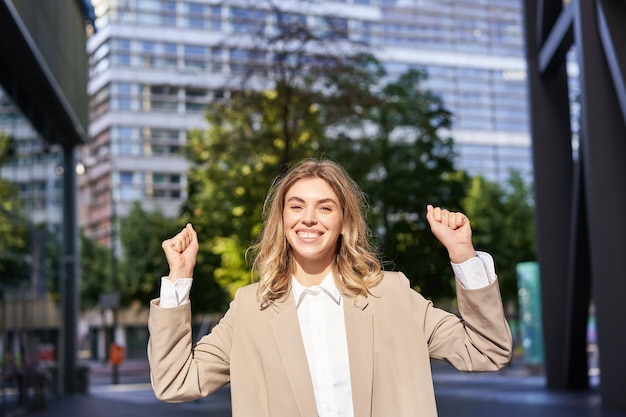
[141,41,155,52]
[138,41,156,67]
[185,2,205,28]
[184,44,207,70]
[93,42,110,62]
[120,171,133,184]
[210,5,222,30]
[275,11,306,27]
[312,16,349,39]
[89,85,111,118]
[352,20,377,44]
[184,44,207,57]
[113,126,134,155]
[162,0,177,26]
[230,7,265,34]
[185,88,208,112]
[229,49,253,73]
[111,38,131,51]
[110,38,131,66]
[156,42,178,68]
[114,82,133,110]
[141,127,181,155]
[142,84,178,112]
[164,42,178,55]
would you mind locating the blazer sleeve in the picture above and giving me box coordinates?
[412,276,513,371]
[147,289,241,402]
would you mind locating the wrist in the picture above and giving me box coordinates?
[448,245,476,264]
[168,268,194,281]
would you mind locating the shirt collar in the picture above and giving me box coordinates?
[292,271,342,308]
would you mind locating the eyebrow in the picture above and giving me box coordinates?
[286,196,338,205]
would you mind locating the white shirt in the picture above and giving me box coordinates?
[292,272,353,417]
[158,251,497,417]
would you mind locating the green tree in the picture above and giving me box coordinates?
[461,172,536,306]
[79,232,112,309]
[327,69,469,300]
[219,2,383,169]
[118,202,188,306]
[0,134,30,291]
[184,64,470,306]
[182,86,332,311]
[183,14,383,312]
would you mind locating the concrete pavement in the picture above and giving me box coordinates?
[5,358,626,417]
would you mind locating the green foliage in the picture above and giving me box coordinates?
[0,133,30,289]
[79,232,112,309]
[461,172,536,306]
[0,221,30,289]
[183,87,328,311]
[181,8,536,307]
[211,235,255,299]
[327,69,469,300]
[186,62,472,305]
[182,52,383,313]
[118,202,188,306]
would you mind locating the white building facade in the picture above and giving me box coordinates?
[82,0,531,244]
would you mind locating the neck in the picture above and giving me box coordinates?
[293,262,333,287]
[293,252,333,287]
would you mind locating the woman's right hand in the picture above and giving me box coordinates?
[162,223,198,282]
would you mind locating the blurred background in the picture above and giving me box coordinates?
[1,0,623,415]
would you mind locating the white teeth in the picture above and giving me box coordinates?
[298,232,319,239]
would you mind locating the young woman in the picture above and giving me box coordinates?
[148,158,512,417]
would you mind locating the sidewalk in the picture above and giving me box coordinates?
[430,360,626,417]
[6,359,626,417]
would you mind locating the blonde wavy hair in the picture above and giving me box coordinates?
[250,158,384,307]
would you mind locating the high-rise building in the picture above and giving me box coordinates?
[0,89,64,230]
[82,0,531,244]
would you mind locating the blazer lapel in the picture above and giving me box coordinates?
[270,293,318,417]
[344,295,374,417]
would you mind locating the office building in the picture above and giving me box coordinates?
[82,0,531,244]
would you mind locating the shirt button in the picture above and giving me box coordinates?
[326,405,333,411]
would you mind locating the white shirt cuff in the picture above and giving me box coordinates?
[159,277,193,308]
[451,251,496,290]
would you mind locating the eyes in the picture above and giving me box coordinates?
[287,203,334,212]
[285,196,339,214]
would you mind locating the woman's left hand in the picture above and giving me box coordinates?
[425,204,476,263]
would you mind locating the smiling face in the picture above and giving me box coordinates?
[283,177,344,278]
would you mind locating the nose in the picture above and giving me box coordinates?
[301,208,317,225]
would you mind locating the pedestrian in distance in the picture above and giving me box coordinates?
[148,157,512,417]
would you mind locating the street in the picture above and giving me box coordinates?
[4,358,626,417]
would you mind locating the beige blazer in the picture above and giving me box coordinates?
[148,271,512,417]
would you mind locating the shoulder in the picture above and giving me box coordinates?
[381,270,411,288]
[369,270,431,306]
[234,282,259,296]
[369,270,412,297]
[362,271,431,315]
[230,282,260,305]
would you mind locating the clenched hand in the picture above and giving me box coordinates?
[425,204,476,264]
[162,223,198,282]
